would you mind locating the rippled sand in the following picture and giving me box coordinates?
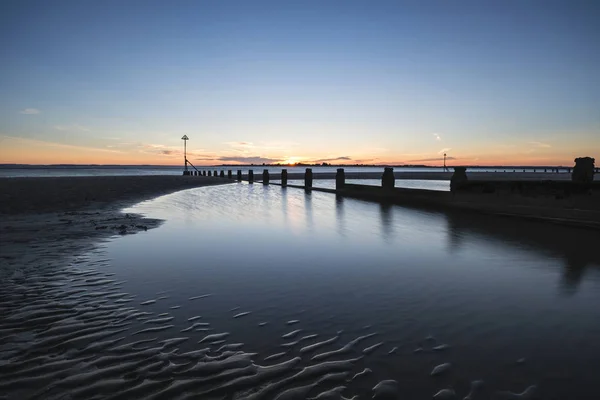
[0,251,381,399]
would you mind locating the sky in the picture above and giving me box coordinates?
[0,0,599,166]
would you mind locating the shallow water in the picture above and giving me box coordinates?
[113,184,600,398]
[2,183,600,399]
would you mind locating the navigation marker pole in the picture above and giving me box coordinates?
[182,135,189,175]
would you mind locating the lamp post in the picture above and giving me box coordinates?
[182,135,189,175]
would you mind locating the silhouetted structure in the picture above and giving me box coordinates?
[220,171,225,178]
[208,171,212,177]
[382,167,395,190]
[228,170,232,179]
[281,169,288,187]
[450,167,468,192]
[572,157,595,183]
[263,169,270,184]
[305,168,313,189]
[336,168,345,190]
[248,170,254,183]
[237,170,242,181]
[182,135,189,175]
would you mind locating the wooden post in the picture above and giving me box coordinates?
[305,168,313,189]
[214,170,218,176]
[382,167,394,190]
[237,170,242,181]
[228,170,232,179]
[263,169,270,184]
[336,168,345,190]
[220,170,225,178]
[248,170,254,183]
[208,171,212,176]
[281,169,288,187]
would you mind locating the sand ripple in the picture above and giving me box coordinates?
[0,255,383,400]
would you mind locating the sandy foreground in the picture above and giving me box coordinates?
[0,175,232,279]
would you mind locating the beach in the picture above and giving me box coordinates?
[0,176,232,278]
[1,174,600,399]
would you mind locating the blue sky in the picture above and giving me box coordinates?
[1,0,598,165]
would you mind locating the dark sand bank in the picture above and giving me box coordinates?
[0,175,232,214]
[0,176,232,279]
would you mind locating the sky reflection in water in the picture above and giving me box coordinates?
[103,183,600,399]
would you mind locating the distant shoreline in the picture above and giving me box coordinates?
[0,163,577,169]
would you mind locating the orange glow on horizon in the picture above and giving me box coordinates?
[0,135,593,167]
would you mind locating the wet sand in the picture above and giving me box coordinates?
[0,176,377,400]
[0,176,231,280]
[0,174,566,399]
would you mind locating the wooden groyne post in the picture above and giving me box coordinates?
[382,167,395,190]
[237,170,242,181]
[281,169,288,187]
[305,168,313,190]
[208,171,212,177]
[336,168,345,190]
[248,170,254,183]
[220,171,225,178]
[228,170,232,179]
[263,169,270,185]
[214,170,218,177]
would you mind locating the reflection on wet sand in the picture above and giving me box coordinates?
[444,210,600,294]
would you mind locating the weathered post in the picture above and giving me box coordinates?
[305,168,313,189]
[237,170,242,181]
[203,170,206,176]
[450,167,468,192]
[220,170,225,178]
[336,168,345,190]
[248,170,254,183]
[382,167,395,190]
[195,170,198,176]
[214,170,218,176]
[228,170,232,179]
[263,169,270,184]
[281,169,288,187]
[208,171,212,176]
[572,157,595,183]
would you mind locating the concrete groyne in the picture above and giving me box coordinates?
[189,166,599,229]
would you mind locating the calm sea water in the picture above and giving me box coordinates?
[0,165,569,178]
[91,183,600,399]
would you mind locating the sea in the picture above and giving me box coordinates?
[0,165,571,178]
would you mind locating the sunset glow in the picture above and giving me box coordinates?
[1,1,598,167]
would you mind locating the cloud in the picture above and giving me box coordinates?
[313,156,352,163]
[224,141,254,148]
[217,156,283,164]
[438,148,452,154]
[529,141,551,148]
[409,156,457,162]
[20,108,40,115]
[54,124,91,132]
[433,133,441,141]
